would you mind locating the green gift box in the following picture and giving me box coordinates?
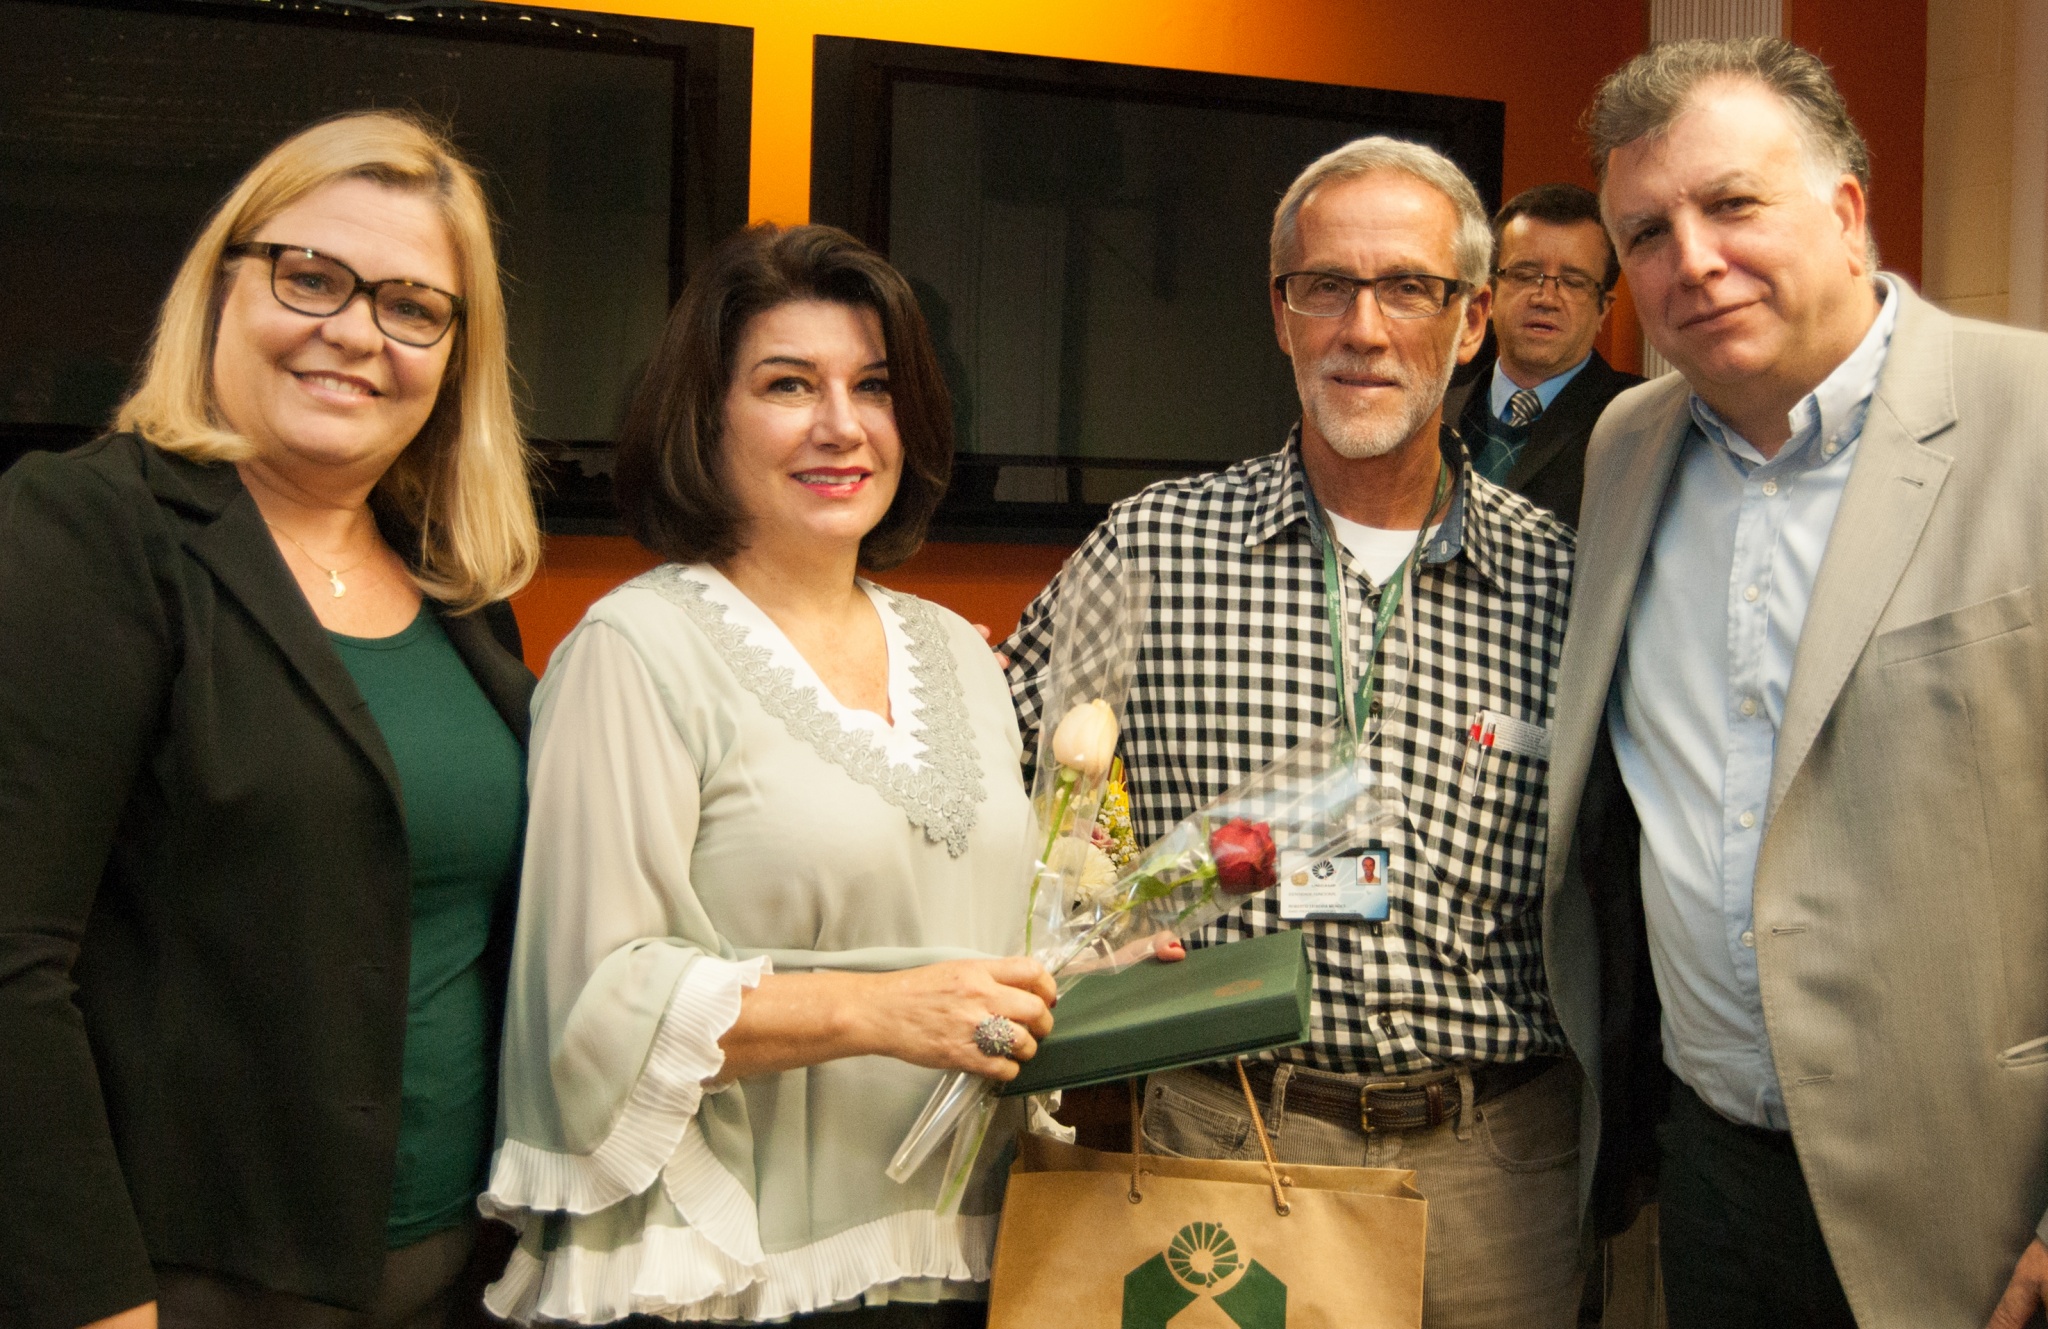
[998,930,1310,1097]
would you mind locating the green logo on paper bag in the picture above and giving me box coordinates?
[1122,1222,1286,1328]
[1166,1222,1240,1286]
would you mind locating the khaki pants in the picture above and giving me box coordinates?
[156,1222,477,1329]
[1141,1061,1584,1329]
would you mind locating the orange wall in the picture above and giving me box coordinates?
[513,535,1071,673]
[507,0,1653,670]
[510,536,660,673]
[1787,0,1927,286]
[704,0,1652,222]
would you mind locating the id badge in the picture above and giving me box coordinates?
[1278,845,1391,921]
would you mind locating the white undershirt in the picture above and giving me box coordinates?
[1325,512,1437,584]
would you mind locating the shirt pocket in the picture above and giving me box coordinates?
[1424,709,1551,908]
[1389,702,1550,933]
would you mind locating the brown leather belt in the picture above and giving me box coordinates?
[1193,1056,1560,1132]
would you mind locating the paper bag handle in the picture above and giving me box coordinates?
[1126,1061,1292,1216]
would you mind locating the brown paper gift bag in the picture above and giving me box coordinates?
[988,1065,1427,1328]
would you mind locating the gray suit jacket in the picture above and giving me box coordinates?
[1544,282,2048,1327]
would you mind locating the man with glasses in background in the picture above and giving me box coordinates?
[1442,184,1642,527]
[1006,137,1590,1328]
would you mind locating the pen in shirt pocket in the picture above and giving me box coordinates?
[1459,712,1496,796]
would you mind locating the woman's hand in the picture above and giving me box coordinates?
[851,958,1056,1082]
[81,1304,156,1329]
[717,959,1056,1083]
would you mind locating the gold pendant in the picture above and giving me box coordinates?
[328,571,346,598]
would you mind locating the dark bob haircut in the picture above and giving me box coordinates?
[614,223,954,571]
[1492,183,1620,291]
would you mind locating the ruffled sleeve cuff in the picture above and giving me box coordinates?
[481,952,771,1224]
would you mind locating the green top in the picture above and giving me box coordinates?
[330,607,525,1248]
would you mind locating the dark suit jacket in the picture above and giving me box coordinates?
[1443,349,1643,526]
[0,435,535,1329]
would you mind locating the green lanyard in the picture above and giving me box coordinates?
[1307,461,1450,744]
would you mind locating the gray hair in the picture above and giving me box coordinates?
[1585,37,1877,266]
[1270,136,1493,289]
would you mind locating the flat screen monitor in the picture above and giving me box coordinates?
[812,38,1504,542]
[0,0,752,529]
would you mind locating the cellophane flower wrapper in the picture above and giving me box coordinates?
[886,555,1150,1202]
[1055,721,1405,969]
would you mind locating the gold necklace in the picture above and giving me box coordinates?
[266,522,375,598]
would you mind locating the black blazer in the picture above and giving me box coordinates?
[1444,349,1645,526]
[1574,728,1662,1240]
[0,435,535,1329]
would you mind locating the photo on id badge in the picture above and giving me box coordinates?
[1278,846,1390,922]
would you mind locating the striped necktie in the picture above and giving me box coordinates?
[1505,388,1543,427]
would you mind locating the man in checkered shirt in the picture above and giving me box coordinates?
[1006,138,1588,1327]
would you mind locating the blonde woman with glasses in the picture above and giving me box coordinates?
[0,111,540,1329]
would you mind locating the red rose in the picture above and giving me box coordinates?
[1210,819,1278,894]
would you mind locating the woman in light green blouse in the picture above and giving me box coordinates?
[480,224,1054,1327]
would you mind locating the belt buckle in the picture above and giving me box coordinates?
[1359,1079,1410,1133]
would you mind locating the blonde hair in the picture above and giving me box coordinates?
[117,110,538,610]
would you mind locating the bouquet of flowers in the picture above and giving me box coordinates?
[891,697,1401,1214]
[1054,721,1402,968]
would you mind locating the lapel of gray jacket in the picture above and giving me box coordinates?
[1766,288,1959,820]
[1546,376,1693,861]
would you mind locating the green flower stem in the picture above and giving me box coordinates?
[1174,879,1220,928]
[1026,766,1080,953]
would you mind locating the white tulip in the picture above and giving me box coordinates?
[1051,698,1119,780]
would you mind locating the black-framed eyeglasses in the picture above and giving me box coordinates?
[1273,270,1468,320]
[225,242,466,347]
[1492,266,1607,303]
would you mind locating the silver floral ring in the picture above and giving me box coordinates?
[973,1014,1022,1059]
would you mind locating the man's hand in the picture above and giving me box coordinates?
[1987,1237,2048,1329]
[972,623,1011,671]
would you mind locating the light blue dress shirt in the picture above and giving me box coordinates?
[1488,353,1590,420]
[1607,278,1900,1130]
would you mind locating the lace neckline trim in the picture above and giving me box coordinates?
[635,565,985,858]
[692,566,929,764]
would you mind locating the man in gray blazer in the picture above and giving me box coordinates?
[1545,37,2048,1328]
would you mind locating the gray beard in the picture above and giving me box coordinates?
[1296,347,1458,460]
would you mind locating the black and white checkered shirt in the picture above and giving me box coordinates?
[1005,429,1574,1074]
